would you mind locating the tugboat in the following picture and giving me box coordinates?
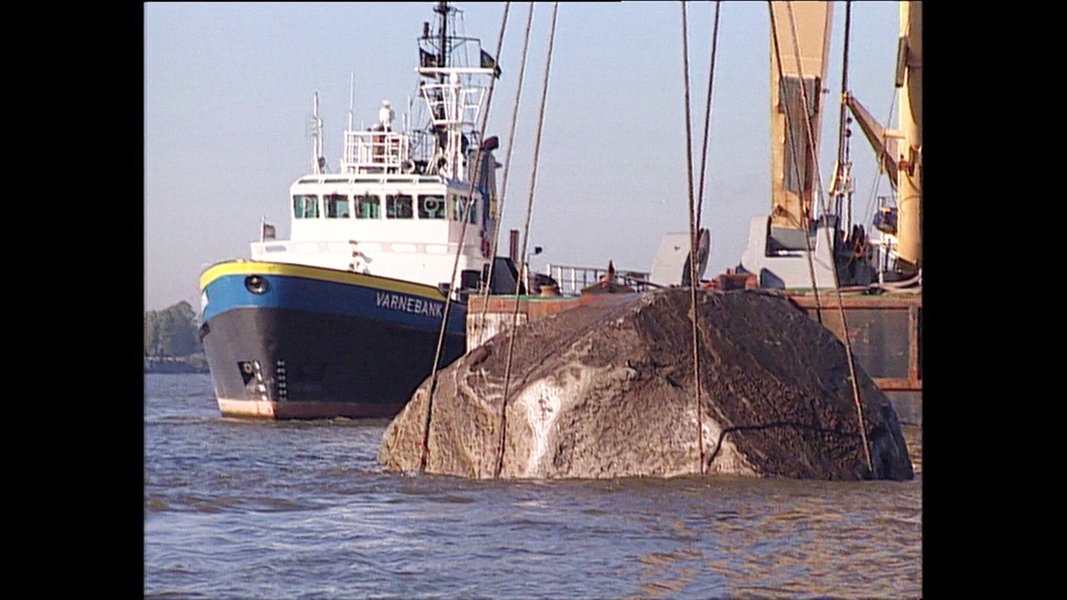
[198,2,516,419]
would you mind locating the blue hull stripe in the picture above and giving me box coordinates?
[201,270,466,335]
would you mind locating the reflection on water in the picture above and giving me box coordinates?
[145,374,921,598]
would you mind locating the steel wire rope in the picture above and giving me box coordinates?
[420,2,513,473]
[494,1,559,480]
[855,7,903,242]
[767,2,825,325]
[694,2,722,230]
[475,2,536,338]
[833,5,872,278]
[681,1,705,475]
[858,90,899,275]
[778,1,872,474]
[831,4,853,230]
[833,81,897,290]
[694,1,722,474]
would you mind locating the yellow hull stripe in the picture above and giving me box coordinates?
[199,260,447,301]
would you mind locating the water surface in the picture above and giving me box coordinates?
[145,373,921,598]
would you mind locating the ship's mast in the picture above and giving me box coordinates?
[432,0,450,155]
[436,1,448,70]
[347,74,355,132]
[311,91,324,174]
[831,2,854,229]
[416,1,495,182]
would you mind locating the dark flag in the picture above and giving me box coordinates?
[420,49,437,70]
[480,50,502,78]
[262,222,276,241]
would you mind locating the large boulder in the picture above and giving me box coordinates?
[378,288,913,481]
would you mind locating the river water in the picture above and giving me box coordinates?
[144,373,922,599]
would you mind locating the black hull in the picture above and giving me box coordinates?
[201,307,466,419]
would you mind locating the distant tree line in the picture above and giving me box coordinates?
[144,301,201,358]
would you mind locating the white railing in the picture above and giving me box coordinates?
[544,264,652,296]
[341,130,411,173]
[418,73,489,128]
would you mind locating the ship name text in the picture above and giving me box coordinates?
[375,292,444,318]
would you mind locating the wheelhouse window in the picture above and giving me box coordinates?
[325,193,350,218]
[450,195,476,224]
[356,193,381,219]
[418,194,446,219]
[386,194,414,219]
[450,195,463,221]
[293,194,319,219]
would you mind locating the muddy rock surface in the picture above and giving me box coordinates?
[378,288,913,481]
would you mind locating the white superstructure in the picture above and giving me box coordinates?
[250,2,501,295]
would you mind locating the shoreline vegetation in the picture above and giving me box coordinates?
[144,353,209,374]
[145,300,209,373]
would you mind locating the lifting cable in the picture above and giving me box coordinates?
[695,2,722,232]
[680,1,703,475]
[767,1,825,325]
[420,2,513,473]
[494,1,559,479]
[859,85,898,253]
[831,6,853,232]
[690,1,723,474]
[775,1,872,474]
[475,2,537,334]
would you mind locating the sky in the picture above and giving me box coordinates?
[144,1,902,311]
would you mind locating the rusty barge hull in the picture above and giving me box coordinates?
[784,291,921,426]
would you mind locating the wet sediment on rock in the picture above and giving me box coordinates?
[378,288,913,481]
